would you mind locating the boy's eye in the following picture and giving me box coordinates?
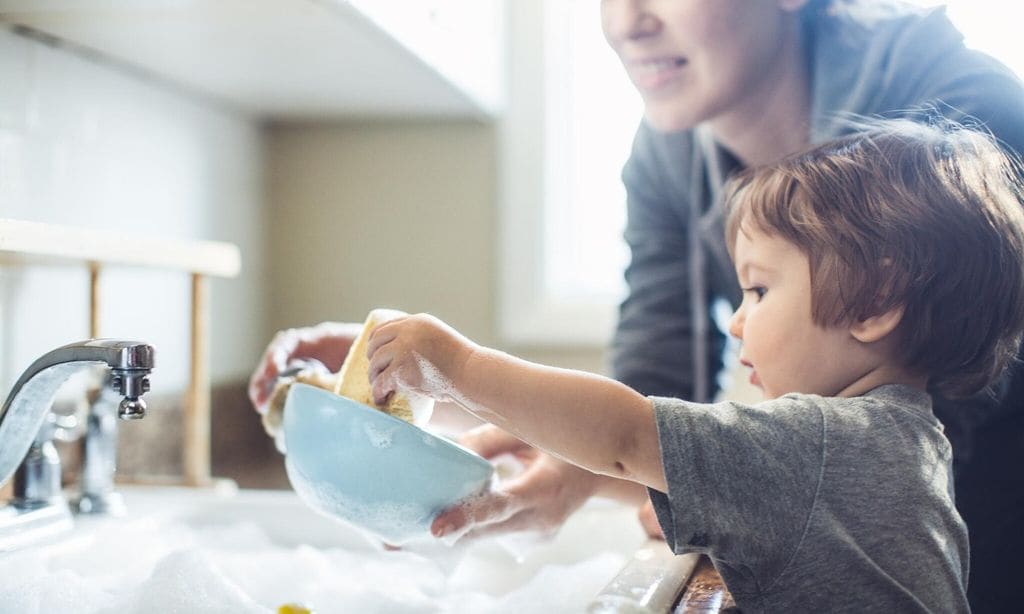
[743,286,766,300]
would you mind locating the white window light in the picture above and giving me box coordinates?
[905,0,1024,78]
[499,0,640,347]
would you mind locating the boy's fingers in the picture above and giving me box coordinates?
[367,351,391,382]
[371,373,394,407]
[365,325,395,358]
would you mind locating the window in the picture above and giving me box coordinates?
[499,0,639,346]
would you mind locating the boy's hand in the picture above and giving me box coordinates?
[366,313,477,406]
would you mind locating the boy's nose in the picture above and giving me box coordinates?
[727,308,745,340]
[602,0,659,45]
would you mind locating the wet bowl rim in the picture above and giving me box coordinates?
[283,382,494,473]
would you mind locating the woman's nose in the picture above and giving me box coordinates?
[602,0,659,45]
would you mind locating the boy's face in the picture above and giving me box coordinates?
[728,225,866,399]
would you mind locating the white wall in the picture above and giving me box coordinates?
[0,27,267,393]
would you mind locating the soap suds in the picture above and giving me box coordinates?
[0,496,646,614]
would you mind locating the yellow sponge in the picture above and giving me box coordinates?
[334,308,415,423]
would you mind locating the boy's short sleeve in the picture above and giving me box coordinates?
[647,395,824,582]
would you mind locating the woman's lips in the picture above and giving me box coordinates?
[629,57,687,92]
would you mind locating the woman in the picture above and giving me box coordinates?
[251,2,1024,610]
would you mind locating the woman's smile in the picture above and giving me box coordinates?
[628,56,688,92]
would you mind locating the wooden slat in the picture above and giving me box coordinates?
[89,262,100,338]
[0,218,240,278]
[184,273,211,487]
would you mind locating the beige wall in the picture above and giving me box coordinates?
[265,121,608,374]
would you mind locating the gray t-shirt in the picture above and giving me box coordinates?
[648,385,969,612]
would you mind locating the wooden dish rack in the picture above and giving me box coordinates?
[0,217,241,487]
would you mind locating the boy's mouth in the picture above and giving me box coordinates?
[739,358,761,388]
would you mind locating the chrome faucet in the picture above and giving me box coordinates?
[75,373,131,515]
[0,339,154,551]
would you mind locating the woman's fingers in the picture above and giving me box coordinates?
[637,499,664,540]
[430,449,591,543]
[458,424,530,460]
[431,490,520,538]
[247,329,299,411]
[247,322,360,412]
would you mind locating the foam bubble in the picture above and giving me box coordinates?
[290,462,427,543]
[362,422,397,448]
[5,496,648,614]
[97,550,265,614]
[406,390,435,427]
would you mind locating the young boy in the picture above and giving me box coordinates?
[364,119,1024,612]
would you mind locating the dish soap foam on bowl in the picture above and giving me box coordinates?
[282,383,494,545]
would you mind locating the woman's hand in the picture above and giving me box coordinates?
[429,424,603,540]
[248,321,362,415]
[637,499,665,540]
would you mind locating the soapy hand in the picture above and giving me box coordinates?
[366,313,477,407]
[428,425,602,541]
[248,321,362,415]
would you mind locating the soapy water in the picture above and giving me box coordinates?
[0,493,646,614]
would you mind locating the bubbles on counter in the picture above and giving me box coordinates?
[96,550,265,614]
[0,493,646,614]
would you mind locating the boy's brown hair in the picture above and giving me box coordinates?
[724,118,1024,398]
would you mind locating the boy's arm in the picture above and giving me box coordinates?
[454,346,667,492]
[368,314,667,492]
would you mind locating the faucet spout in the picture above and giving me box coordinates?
[0,339,154,489]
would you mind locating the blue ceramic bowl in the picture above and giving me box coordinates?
[282,383,494,544]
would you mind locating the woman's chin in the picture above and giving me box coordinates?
[642,104,702,134]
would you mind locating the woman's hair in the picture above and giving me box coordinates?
[724,118,1024,398]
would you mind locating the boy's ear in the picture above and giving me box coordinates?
[850,305,904,343]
